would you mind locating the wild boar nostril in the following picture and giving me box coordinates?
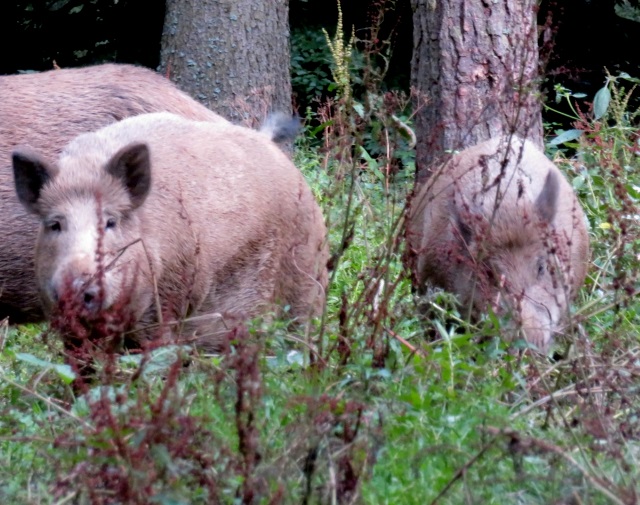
[82,285,101,311]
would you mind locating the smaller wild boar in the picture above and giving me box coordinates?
[0,63,228,324]
[12,112,328,350]
[407,136,590,352]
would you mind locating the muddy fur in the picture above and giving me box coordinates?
[13,112,328,350]
[0,64,228,323]
[407,136,590,352]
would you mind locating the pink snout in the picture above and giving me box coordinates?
[49,261,105,315]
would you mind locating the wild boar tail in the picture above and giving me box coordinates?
[259,112,301,144]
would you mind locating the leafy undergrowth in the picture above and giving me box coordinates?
[3,28,640,505]
[3,99,640,503]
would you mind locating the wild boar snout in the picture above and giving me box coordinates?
[34,200,109,313]
[512,297,557,351]
[48,260,102,312]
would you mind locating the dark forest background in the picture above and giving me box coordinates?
[1,0,640,124]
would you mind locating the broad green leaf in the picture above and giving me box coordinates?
[593,85,611,120]
[139,345,191,379]
[618,72,640,83]
[14,352,75,383]
[572,175,586,190]
[286,350,304,366]
[52,364,75,383]
[14,353,51,368]
[548,129,583,146]
[49,0,71,11]
[359,146,379,172]
[352,101,365,118]
[119,354,142,368]
[310,119,333,136]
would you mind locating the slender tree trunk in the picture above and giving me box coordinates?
[410,0,543,182]
[159,0,292,125]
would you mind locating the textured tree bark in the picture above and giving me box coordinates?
[159,0,292,125]
[410,0,543,182]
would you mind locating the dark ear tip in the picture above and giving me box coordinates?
[133,142,149,152]
[128,142,151,161]
[12,146,51,168]
[12,148,34,164]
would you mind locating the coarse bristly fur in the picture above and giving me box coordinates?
[12,112,329,351]
[0,63,228,324]
[407,136,590,353]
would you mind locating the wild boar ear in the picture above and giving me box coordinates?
[12,148,58,214]
[535,170,559,224]
[106,142,151,209]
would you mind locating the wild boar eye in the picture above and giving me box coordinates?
[482,264,496,284]
[47,220,61,232]
[536,258,546,279]
[105,217,117,230]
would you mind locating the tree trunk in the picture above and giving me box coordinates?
[159,0,292,125]
[410,0,543,182]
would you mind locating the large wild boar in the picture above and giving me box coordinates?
[407,136,590,352]
[0,63,228,324]
[12,112,328,350]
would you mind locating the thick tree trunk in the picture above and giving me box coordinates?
[159,0,292,125]
[410,0,543,182]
